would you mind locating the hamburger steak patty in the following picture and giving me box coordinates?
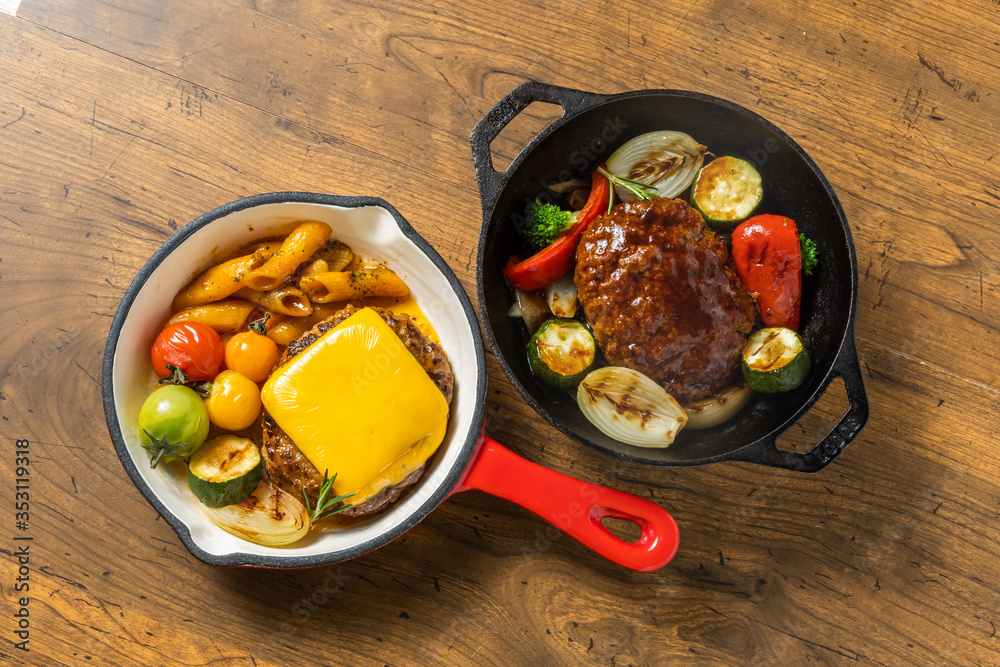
[261,305,454,517]
[574,198,755,403]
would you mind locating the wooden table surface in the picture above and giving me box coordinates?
[2,0,999,664]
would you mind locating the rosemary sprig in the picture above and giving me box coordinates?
[302,470,355,523]
[611,171,658,190]
[596,166,657,202]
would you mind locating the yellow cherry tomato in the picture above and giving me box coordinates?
[204,370,262,431]
[225,319,279,383]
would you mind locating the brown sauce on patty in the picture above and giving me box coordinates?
[574,198,755,403]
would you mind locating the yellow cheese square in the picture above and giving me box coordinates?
[261,307,449,502]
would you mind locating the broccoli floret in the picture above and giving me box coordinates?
[800,234,818,276]
[523,199,573,248]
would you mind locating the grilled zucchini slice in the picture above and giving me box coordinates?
[741,327,811,393]
[691,156,763,227]
[187,435,263,508]
[528,319,597,389]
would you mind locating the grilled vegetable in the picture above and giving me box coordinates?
[576,367,688,447]
[508,288,551,334]
[548,178,593,210]
[528,319,597,389]
[731,214,803,330]
[544,273,579,318]
[800,234,819,276]
[741,327,811,393]
[690,156,763,226]
[523,199,575,248]
[187,435,262,508]
[202,480,310,546]
[683,383,754,429]
[502,165,611,291]
[605,131,707,201]
[138,385,210,468]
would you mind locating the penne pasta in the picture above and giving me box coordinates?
[168,300,258,333]
[232,239,280,258]
[236,286,313,317]
[266,302,347,346]
[318,240,353,272]
[172,244,279,310]
[299,268,410,303]
[300,259,329,278]
[242,221,332,292]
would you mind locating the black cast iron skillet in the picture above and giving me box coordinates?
[473,81,869,472]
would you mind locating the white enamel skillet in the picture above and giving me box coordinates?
[103,193,680,571]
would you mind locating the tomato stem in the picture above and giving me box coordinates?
[159,363,212,397]
[141,430,187,469]
[248,313,270,335]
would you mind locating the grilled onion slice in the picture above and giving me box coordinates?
[508,288,551,334]
[577,367,688,448]
[683,382,754,429]
[202,480,311,546]
[545,273,579,318]
[606,131,707,201]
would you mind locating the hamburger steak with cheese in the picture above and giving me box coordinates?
[261,304,454,517]
[574,198,755,404]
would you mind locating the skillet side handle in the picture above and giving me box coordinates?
[453,436,680,572]
[470,81,602,216]
[731,337,870,473]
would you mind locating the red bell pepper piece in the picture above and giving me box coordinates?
[731,214,803,330]
[502,165,611,291]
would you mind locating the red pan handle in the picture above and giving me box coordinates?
[452,434,679,572]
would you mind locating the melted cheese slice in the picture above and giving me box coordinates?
[261,307,449,505]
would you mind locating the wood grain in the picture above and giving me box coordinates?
[17,0,1000,390]
[2,0,1000,664]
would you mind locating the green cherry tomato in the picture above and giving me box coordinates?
[137,385,210,468]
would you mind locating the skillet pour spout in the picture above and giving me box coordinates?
[471,81,869,471]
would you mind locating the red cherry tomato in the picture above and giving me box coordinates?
[151,322,224,381]
[731,214,802,330]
